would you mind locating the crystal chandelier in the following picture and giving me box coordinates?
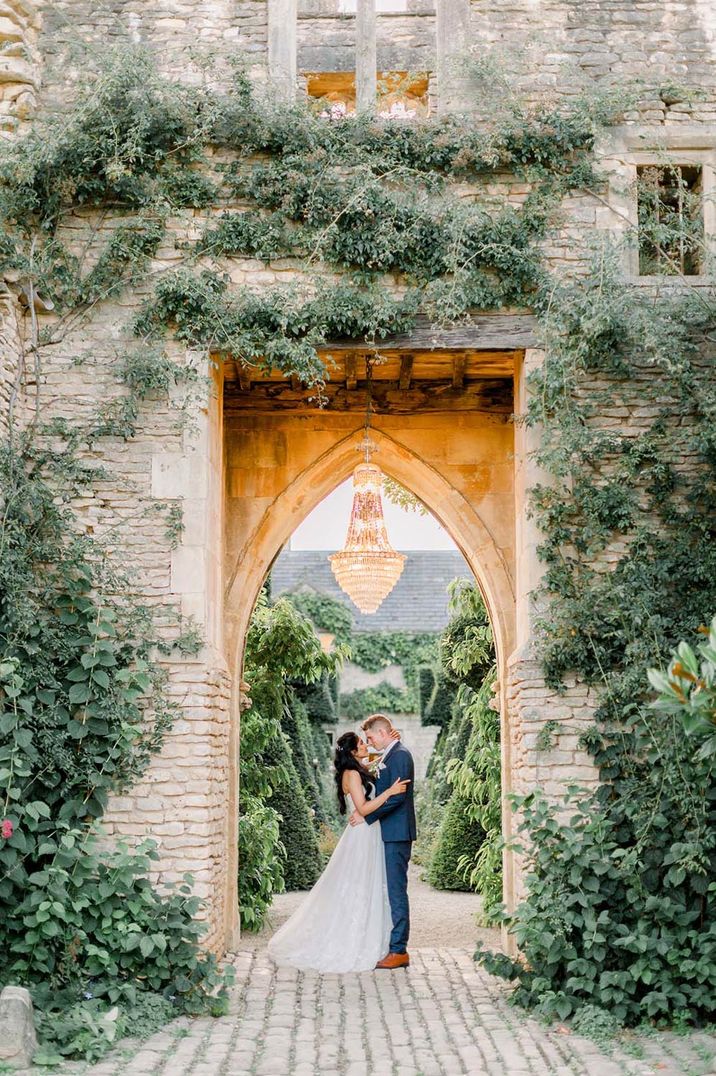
[329,358,406,614]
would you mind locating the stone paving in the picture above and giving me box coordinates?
[74,947,716,1076]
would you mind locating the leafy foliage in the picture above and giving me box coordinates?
[283,590,354,645]
[417,585,500,914]
[445,675,502,919]
[0,437,229,1061]
[339,682,412,720]
[239,595,344,921]
[648,614,716,759]
[480,255,716,1026]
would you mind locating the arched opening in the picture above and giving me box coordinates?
[223,420,517,949]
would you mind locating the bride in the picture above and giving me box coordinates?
[266,729,410,973]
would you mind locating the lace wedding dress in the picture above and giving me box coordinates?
[267,790,392,973]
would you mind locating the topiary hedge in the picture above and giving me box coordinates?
[417,664,436,723]
[423,669,456,728]
[427,788,487,891]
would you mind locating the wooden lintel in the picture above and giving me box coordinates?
[399,354,414,391]
[345,355,358,390]
[324,313,537,352]
[452,353,467,389]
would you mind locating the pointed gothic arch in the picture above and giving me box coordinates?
[222,418,517,947]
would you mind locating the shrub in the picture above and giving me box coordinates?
[238,802,284,933]
[446,675,502,921]
[428,789,486,891]
[339,682,412,720]
[296,671,338,723]
[0,440,228,1062]
[423,669,456,727]
[240,595,340,913]
[417,664,436,723]
[268,761,322,891]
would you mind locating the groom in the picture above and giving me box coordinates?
[350,712,416,969]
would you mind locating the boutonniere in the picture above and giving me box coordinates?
[366,754,383,776]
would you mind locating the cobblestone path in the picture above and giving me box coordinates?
[79,947,716,1076]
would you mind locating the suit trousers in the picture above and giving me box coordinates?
[384,840,412,953]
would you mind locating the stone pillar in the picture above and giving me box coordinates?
[267,0,297,101]
[436,0,470,115]
[356,0,376,114]
[506,349,600,917]
[103,355,233,952]
[513,348,548,654]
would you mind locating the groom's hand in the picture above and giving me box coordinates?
[349,810,365,827]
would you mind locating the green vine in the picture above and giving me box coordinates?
[1,36,714,1042]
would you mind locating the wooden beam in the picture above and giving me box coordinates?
[235,360,251,391]
[452,353,467,389]
[399,354,414,391]
[224,378,513,414]
[324,313,537,352]
[345,355,358,390]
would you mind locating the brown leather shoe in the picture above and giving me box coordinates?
[375,952,410,970]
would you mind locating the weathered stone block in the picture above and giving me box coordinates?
[0,985,37,1070]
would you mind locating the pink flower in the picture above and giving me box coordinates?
[1,819,13,839]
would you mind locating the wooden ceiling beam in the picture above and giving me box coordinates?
[399,353,414,391]
[224,378,513,414]
[235,360,251,391]
[345,355,358,390]
[452,353,467,389]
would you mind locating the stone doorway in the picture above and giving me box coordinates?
[223,339,530,949]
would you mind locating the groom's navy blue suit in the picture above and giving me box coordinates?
[365,742,416,954]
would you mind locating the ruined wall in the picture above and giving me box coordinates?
[2,0,714,946]
[297,0,435,74]
[0,0,41,132]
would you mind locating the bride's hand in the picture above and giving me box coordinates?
[389,777,411,796]
[389,728,401,742]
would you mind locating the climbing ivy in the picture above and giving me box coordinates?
[478,256,716,1026]
[1,37,714,1039]
[0,434,229,1063]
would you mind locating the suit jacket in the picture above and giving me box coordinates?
[365,741,417,843]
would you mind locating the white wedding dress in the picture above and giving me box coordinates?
[267,790,392,973]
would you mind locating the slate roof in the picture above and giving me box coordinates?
[270,548,472,632]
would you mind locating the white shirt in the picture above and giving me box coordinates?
[377,738,398,772]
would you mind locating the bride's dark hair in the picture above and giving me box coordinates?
[334,732,373,815]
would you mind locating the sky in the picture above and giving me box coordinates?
[289,478,457,551]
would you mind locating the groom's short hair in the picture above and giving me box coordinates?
[361,713,393,732]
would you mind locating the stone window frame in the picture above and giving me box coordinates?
[605,128,716,285]
[271,0,463,115]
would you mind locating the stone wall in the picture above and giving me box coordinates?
[2,0,715,948]
[37,0,267,106]
[29,0,716,122]
[0,0,41,133]
[297,0,435,75]
[468,0,716,124]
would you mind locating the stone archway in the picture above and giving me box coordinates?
[222,396,520,949]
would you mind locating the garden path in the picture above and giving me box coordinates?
[69,870,716,1076]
